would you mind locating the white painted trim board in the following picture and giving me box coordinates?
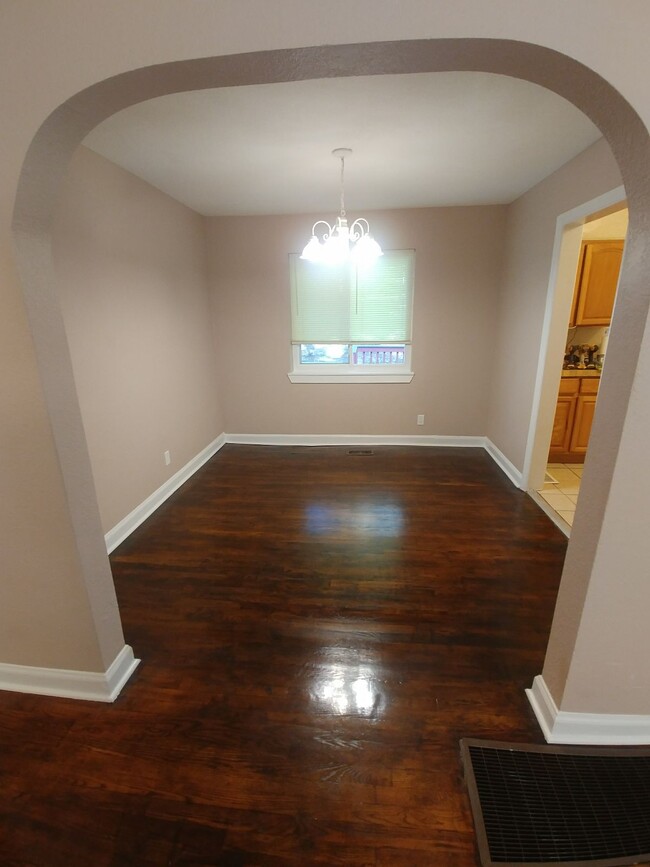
[225,433,486,448]
[105,433,227,553]
[0,644,139,703]
[527,674,650,745]
[483,438,524,489]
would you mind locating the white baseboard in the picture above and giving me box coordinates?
[0,644,140,703]
[527,674,650,745]
[105,433,227,553]
[226,433,523,489]
[105,432,522,553]
[225,433,486,448]
[484,438,524,489]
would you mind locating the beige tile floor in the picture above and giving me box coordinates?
[538,463,583,527]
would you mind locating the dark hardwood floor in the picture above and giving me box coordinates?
[0,445,567,866]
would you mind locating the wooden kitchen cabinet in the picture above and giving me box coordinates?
[549,379,578,453]
[570,240,623,326]
[549,377,599,462]
[570,394,597,454]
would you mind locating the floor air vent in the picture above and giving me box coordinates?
[347,449,374,456]
[461,738,650,866]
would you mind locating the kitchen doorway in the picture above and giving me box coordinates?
[526,200,628,534]
[540,208,627,530]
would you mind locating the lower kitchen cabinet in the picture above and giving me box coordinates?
[550,392,577,453]
[570,393,597,454]
[549,377,599,463]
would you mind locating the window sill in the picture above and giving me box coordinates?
[287,371,414,384]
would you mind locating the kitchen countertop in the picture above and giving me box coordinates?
[561,369,601,378]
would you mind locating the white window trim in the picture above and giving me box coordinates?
[287,345,414,384]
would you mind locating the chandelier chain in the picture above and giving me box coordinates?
[339,155,346,219]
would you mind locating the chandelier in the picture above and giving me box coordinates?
[300,148,383,267]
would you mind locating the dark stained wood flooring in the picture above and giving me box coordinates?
[0,445,568,866]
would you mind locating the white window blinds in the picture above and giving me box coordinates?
[289,250,414,344]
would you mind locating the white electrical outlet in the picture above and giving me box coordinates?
[417,414,425,425]
[164,450,171,466]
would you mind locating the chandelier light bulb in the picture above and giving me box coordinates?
[350,232,383,269]
[301,234,324,263]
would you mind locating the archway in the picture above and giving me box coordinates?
[12,39,650,711]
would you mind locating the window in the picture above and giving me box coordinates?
[288,250,415,383]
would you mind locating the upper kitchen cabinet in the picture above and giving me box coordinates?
[570,240,624,326]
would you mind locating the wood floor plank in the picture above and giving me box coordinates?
[0,445,567,865]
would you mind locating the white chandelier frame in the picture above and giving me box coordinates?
[300,149,383,267]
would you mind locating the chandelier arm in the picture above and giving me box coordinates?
[349,218,370,241]
[311,219,335,241]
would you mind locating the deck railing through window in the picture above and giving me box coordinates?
[353,346,405,365]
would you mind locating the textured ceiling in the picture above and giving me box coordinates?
[84,71,601,217]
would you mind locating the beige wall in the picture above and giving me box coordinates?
[52,147,224,534]
[207,207,506,435]
[486,138,623,470]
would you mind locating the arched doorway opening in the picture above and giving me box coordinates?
[11,39,650,715]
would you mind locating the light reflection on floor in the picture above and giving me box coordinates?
[310,661,386,718]
[304,501,405,536]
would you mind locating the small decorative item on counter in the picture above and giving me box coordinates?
[585,344,599,369]
[563,343,600,370]
[563,344,580,369]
